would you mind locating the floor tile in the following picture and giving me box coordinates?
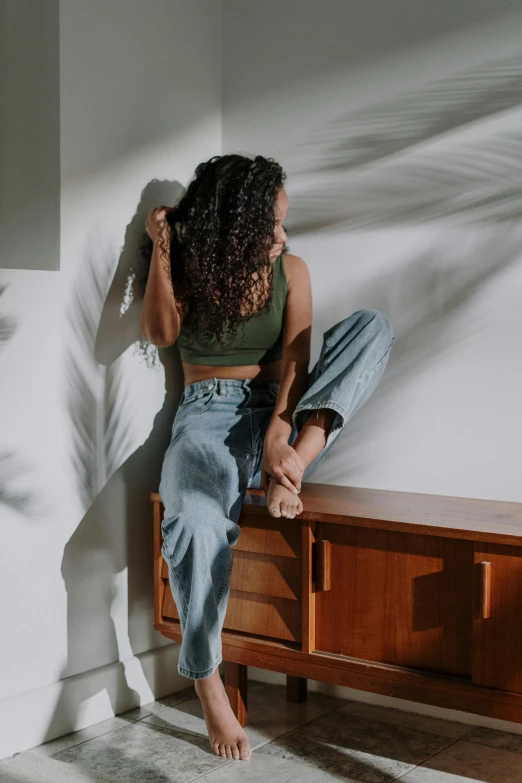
[123,687,196,721]
[464,725,522,754]
[198,750,361,782]
[0,752,119,783]
[16,680,522,783]
[338,701,471,740]
[259,705,458,782]
[49,721,228,783]
[23,715,140,759]
[399,739,522,782]
[153,687,197,711]
[141,680,348,751]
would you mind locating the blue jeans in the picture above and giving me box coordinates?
[159,309,394,679]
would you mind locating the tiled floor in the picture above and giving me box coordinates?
[2,681,522,782]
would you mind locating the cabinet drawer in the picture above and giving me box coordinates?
[231,551,301,600]
[224,590,301,642]
[235,514,301,559]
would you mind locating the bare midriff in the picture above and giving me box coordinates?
[182,359,282,387]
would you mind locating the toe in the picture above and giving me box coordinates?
[238,739,251,760]
[218,743,227,758]
[269,505,281,517]
[231,742,240,760]
[225,743,233,759]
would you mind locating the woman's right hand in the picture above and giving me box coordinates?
[145,206,174,244]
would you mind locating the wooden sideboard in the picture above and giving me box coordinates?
[152,484,522,726]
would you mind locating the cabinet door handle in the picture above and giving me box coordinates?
[316,540,331,592]
[478,561,491,619]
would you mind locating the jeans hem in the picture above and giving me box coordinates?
[178,654,222,680]
[292,400,347,433]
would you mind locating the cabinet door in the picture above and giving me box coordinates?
[314,524,474,678]
[473,543,522,692]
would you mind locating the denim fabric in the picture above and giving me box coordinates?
[159,309,394,679]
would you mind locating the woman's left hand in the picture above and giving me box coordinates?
[260,436,304,495]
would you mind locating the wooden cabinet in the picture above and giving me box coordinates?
[152,484,522,726]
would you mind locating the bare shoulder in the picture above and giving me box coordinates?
[282,252,310,284]
[281,253,313,341]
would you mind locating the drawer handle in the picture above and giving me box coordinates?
[479,561,491,619]
[316,540,331,592]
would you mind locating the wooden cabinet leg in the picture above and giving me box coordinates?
[224,662,248,726]
[287,674,307,703]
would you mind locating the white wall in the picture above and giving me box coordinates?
[0,0,221,759]
[223,0,522,502]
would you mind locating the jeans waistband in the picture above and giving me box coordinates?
[183,377,280,398]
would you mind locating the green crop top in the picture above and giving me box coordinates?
[176,252,288,366]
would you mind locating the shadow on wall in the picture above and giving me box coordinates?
[0,287,41,515]
[289,53,522,232]
[43,180,187,738]
[309,225,522,483]
[284,52,522,483]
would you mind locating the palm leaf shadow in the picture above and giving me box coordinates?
[65,241,136,510]
[289,53,522,232]
[0,286,41,514]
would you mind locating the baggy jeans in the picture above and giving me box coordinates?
[159,309,394,679]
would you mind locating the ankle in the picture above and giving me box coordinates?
[194,668,222,692]
[293,408,336,462]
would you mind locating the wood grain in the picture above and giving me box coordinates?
[238,484,522,545]
[223,590,301,642]
[314,524,474,678]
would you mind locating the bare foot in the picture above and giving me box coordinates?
[266,479,303,518]
[194,669,252,761]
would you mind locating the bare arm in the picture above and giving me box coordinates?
[261,254,313,493]
[140,209,182,347]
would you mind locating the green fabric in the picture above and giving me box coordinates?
[176,252,288,365]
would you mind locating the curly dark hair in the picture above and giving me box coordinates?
[129,153,289,366]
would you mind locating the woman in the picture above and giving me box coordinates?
[138,154,394,762]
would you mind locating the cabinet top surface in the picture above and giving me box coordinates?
[242,484,522,545]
